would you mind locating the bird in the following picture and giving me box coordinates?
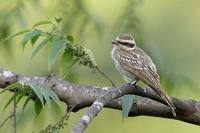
[111,33,176,117]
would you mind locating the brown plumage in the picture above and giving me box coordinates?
[111,34,176,117]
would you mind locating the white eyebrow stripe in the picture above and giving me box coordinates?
[122,40,135,44]
[116,37,135,44]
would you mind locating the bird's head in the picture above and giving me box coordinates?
[112,34,136,50]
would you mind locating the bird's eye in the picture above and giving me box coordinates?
[120,42,129,45]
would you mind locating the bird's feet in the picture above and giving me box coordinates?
[129,80,138,88]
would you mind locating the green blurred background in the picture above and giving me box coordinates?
[0,0,200,132]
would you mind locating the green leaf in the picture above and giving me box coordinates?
[40,86,51,108]
[31,83,59,107]
[66,35,73,43]
[18,81,59,112]
[31,34,40,46]
[122,95,135,118]
[21,29,42,49]
[60,49,73,77]
[43,87,60,104]
[4,29,31,41]
[16,90,26,104]
[4,91,21,110]
[34,98,43,116]
[40,86,60,108]
[54,17,63,23]
[48,39,69,68]
[0,82,20,94]
[29,84,44,107]
[31,37,51,59]
[61,58,79,79]
[22,96,32,111]
[32,20,52,28]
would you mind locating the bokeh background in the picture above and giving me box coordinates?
[0,0,200,132]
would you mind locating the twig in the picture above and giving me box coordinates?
[96,67,116,87]
[71,86,132,133]
[38,104,77,133]
[53,104,77,129]
[13,90,17,133]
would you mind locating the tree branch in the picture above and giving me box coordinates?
[0,68,200,132]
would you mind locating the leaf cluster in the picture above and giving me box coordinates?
[0,81,59,116]
[5,18,114,86]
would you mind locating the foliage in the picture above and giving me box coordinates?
[5,18,115,86]
[0,0,104,54]
[122,95,135,118]
[0,81,59,116]
[0,17,117,132]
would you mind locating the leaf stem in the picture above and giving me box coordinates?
[13,90,17,133]
[96,67,116,87]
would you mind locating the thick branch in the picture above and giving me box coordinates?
[0,68,200,131]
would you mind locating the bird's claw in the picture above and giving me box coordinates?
[129,80,138,88]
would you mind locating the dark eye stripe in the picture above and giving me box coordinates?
[118,41,134,48]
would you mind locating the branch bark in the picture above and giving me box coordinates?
[0,68,200,133]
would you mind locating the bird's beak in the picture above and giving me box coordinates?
[112,40,118,45]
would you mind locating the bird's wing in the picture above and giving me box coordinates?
[118,51,160,87]
[118,49,177,116]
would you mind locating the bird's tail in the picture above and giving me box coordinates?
[153,87,176,117]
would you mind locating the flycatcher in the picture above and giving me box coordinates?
[111,33,176,117]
